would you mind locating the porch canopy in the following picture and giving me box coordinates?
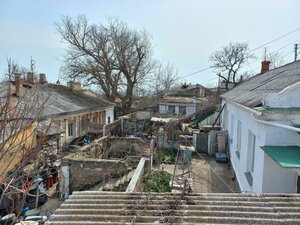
[261,146,300,168]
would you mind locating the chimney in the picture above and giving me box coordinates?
[39,73,47,84]
[15,73,23,97]
[7,84,16,118]
[195,84,200,97]
[261,61,271,74]
[67,81,81,90]
[27,72,35,84]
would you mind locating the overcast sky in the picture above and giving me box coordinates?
[0,0,299,86]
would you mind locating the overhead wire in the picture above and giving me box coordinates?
[167,120,235,193]
[177,28,300,80]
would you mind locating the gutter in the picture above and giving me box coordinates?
[223,98,300,132]
[252,115,300,133]
[223,98,262,116]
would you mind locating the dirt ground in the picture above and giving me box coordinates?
[159,154,240,193]
[39,198,64,216]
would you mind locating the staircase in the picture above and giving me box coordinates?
[46,192,300,224]
[99,169,135,191]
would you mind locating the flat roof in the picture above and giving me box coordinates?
[261,145,300,168]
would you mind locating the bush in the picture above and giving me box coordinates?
[144,171,171,192]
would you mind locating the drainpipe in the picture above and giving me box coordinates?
[252,115,300,133]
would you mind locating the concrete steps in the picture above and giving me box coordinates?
[99,169,135,191]
[46,192,300,224]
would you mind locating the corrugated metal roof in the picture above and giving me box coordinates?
[222,60,300,107]
[261,145,300,168]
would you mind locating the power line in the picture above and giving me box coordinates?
[178,27,300,80]
[246,38,300,66]
[248,27,300,53]
[180,66,211,79]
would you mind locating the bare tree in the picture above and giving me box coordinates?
[151,62,179,98]
[265,51,286,69]
[0,59,53,221]
[56,15,154,113]
[210,42,253,90]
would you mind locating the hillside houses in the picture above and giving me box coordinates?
[221,60,300,193]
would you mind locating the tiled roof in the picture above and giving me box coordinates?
[46,191,300,224]
[221,60,300,107]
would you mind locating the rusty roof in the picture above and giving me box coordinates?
[221,60,300,108]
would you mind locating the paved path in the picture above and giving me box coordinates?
[158,154,240,193]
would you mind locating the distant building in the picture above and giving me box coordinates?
[158,83,209,117]
[221,60,300,193]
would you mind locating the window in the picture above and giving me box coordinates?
[168,105,175,114]
[179,106,186,115]
[247,131,256,173]
[236,120,242,159]
[245,130,256,186]
[68,123,74,137]
[230,114,234,144]
[107,116,111,124]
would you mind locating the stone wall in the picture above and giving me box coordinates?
[62,157,127,192]
[61,136,146,192]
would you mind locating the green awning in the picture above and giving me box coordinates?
[261,146,300,168]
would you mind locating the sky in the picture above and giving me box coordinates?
[0,0,300,87]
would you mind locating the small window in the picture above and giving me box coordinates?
[68,123,74,137]
[168,105,175,114]
[107,116,111,124]
[179,106,186,115]
[247,130,256,173]
[236,120,242,159]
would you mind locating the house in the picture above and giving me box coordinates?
[221,60,300,193]
[0,72,114,176]
[158,83,209,117]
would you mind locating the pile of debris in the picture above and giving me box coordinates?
[0,150,62,224]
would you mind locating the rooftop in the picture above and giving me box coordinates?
[221,60,300,108]
[0,82,114,119]
[46,191,300,224]
[160,96,206,104]
[261,145,300,168]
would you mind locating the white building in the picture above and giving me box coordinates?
[159,97,206,117]
[221,60,300,193]
[158,83,209,117]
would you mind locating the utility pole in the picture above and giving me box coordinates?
[295,44,298,62]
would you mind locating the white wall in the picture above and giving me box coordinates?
[224,101,266,193]
[261,126,300,193]
[158,103,196,116]
[186,105,196,116]
[105,107,114,124]
[264,82,300,108]
[199,112,219,126]
[262,153,297,193]
[159,104,167,114]
[223,100,300,193]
